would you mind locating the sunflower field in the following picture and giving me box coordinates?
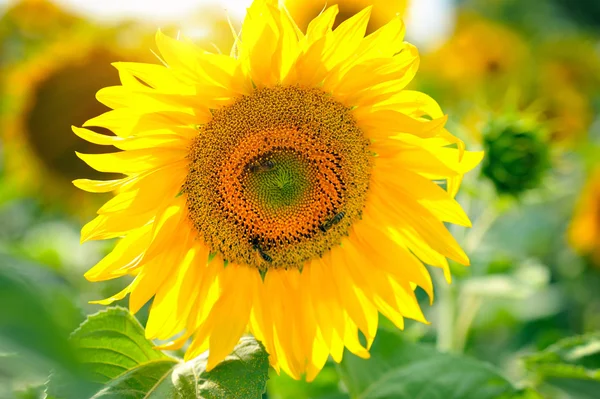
[1,0,600,398]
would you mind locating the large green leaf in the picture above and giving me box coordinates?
[69,307,172,383]
[45,307,175,399]
[524,332,600,399]
[338,329,517,399]
[92,336,269,399]
[47,307,270,399]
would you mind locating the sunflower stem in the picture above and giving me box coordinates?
[435,268,456,353]
[441,201,500,353]
[464,204,500,254]
[454,293,483,353]
[437,196,499,354]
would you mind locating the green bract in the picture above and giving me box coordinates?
[481,118,550,196]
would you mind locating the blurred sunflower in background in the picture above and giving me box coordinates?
[570,169,600,265]
[76,0,481,380]
[0,0,84,69]
[419,13,530,103]
[0,0,167,215]
[536,36,600,144]
[1,37,127,213]
[0,0,83,134]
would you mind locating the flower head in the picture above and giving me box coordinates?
[420,14,529,99]
[1,38,124,210]
[536,36,600,144]
[0,0,82,68]
[77,0,482,380]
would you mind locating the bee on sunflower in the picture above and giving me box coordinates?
[76,0,482,380]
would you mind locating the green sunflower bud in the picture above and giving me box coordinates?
[481,119,551,196]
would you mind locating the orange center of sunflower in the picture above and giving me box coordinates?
[183,85,371,270]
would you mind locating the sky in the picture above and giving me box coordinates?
[0,0,454,51]
[0,0,251,21]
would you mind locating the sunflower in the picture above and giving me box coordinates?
[1,31,152,213]
[419,13,529,100]
[283,0,408,34]
[78,0,482,380]
[541,83,592,144]
[536,36,600,143]
[0,0,83,69]
[570,169,600,265]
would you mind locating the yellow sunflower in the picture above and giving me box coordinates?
[570,169,600,265]
[78,0,482,380]
[1,38,115,209]
[419,13,529,99]
[541,83,592,144]
[536,36,600,144]
[1,30,153,213]
[0,0,83,69]
[283,0,408,34]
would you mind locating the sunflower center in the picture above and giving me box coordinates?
[183,85,371,270]
[243,151,311,211]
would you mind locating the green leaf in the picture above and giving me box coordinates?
[47,307,270,399]
[177,336,269,398]
[69,307,172,383]
[524,332,600,398]
[267,361,349,399]
[92,336,269,399]
[90,359,179,398]
[338,329,517,399]
[45,307,176,399]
